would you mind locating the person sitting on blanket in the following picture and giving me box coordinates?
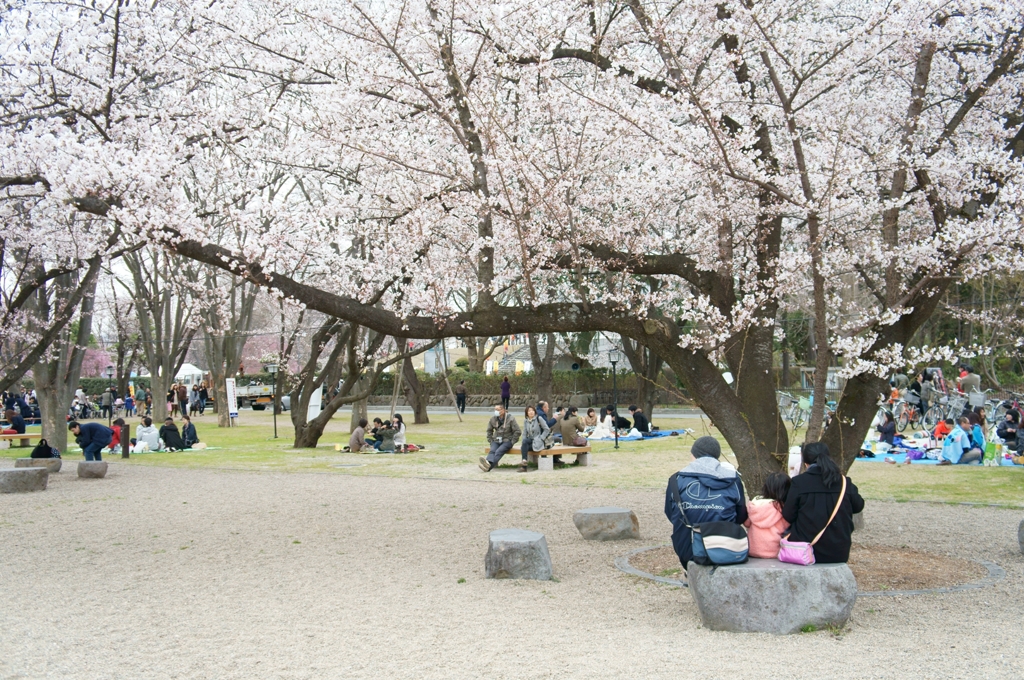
[349,418,371,453]
[375,421,396,452]
[629,405,650,434]
[876,411,896,447]
[939,416,982,465]
[996,410,1020,452]
[107,418,126,452]
[159,418,188,452]
[664,436,748,572]
[480,403,521,472]
[933,418,953,441]
[135,417,162,452]
[581,408,598,429]
[181,415,200,448]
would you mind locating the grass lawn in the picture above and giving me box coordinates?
[6,409,1022,506]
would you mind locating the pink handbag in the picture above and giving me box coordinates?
[778,476,846,565]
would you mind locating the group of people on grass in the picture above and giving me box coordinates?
[666,437,864,572]
[347,414,408,453]
[876,401,1022,464]
[67,415,200,460]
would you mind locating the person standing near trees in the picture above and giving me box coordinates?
[198,382,209,415]
[455,380,467,413]
[100,387,113,420]
[177,383,189,420]
[500,376,511,410]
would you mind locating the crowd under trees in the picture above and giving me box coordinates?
[2,0,1023,488]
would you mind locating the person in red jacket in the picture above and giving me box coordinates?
[107,418,126,452]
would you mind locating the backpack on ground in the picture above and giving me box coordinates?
[669,472,749,566]
[30,438,61,459]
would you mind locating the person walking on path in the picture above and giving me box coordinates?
[68,421,112,461]
[783,443,865,563]
[455,381,467,413]
[480,403,521,472]
[500,377,511,410]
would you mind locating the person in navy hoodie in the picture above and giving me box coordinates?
[665,436,748,571]
[68,421,112,461]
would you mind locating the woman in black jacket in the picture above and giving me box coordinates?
[876,412,895,446]
[996,410,1020,452]
[782,442,865,564]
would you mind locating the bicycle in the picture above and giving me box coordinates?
[993,391,1024,421]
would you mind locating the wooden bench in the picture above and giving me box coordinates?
[0,432,42,448]
[484,444,592,471]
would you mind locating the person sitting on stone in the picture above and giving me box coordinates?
[134,417,162,452]
[664,436,748,572]
[159,417,188,451]
[744,472,791,559]
[480,403,521,472]
[349,418,371,453]
[68,420,112,461]
[628,405,650,433]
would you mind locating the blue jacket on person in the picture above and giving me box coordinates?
[664,457,748,567]
[76,422,113,449]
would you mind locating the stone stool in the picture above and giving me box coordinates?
[485,529,552,580]
[573,507,640,541]
[852,512,864,531]
[1018,518,1023,555]
[15,458,62,473]
[78,461,109,478]
[687,558,857,634]
[0,467,49,493]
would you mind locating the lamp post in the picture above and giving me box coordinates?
[104,365,115,426]
[609,349,620,449]
[266,363,278,439]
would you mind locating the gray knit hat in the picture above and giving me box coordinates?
[691,436,721,459]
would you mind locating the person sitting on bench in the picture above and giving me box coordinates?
[2,408,26,434]
[480,403,521,472]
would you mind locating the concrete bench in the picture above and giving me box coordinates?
[0,467,49,493]
[15,458,62,473]
[483,444,591,471]
[687,558,857,634]
[573,506,640,540]
[0,432,42,448]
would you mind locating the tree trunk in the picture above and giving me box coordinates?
[622,338,662,418]
[401,356,430,424]
[463,337,496,373]
[528,332,555,406]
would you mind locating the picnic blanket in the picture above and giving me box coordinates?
[587,428,693,442]
[856,451,1020,467]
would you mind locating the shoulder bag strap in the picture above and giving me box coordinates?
[669,472,693,529]
[811,475,847,546]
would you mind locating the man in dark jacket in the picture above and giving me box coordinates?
[628,405,650,433]
[664,436,748,569]
[68,420,113,461]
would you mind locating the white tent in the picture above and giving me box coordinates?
[174,363,206,386]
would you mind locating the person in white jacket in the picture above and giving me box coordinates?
[392,413,407,452]
[134,416,162,452]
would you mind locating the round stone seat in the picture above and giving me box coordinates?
[78,461,109,479]
[485,529,552,580]
[687,558,857,635]
[0,467,49,493]
[573,507,640,541]
[1018,518,1023,555]
[15,458,62,473]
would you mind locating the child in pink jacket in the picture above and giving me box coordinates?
[744,472,791,559]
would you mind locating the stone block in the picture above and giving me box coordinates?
[1018,518,1023,556]
[485,529,552,580]
[78,461,108,479]
[687,558,857,634]
[573,506,640,541]
[852,512,864,532]
[0,467,49,493]
[576,452,591,467]
[537,455,553,472]
[568,394,591,408]
[15,458,62,473]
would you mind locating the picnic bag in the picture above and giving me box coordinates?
[669,472,749,566]
[778,476,846,566]
[30,438,61,459]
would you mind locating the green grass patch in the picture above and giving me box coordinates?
[7,410,1021,505]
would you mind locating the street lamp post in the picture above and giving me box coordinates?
[104,365,115,427]
[609,349,620,449]
[266,363,278,439]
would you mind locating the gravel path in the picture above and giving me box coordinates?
[1,461,1021,679]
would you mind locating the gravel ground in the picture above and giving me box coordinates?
[1,461,1021,679]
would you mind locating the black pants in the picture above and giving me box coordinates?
[456,394,466,413]
[501,397,510,409]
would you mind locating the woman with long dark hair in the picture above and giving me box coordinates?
[782,442,865,563]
